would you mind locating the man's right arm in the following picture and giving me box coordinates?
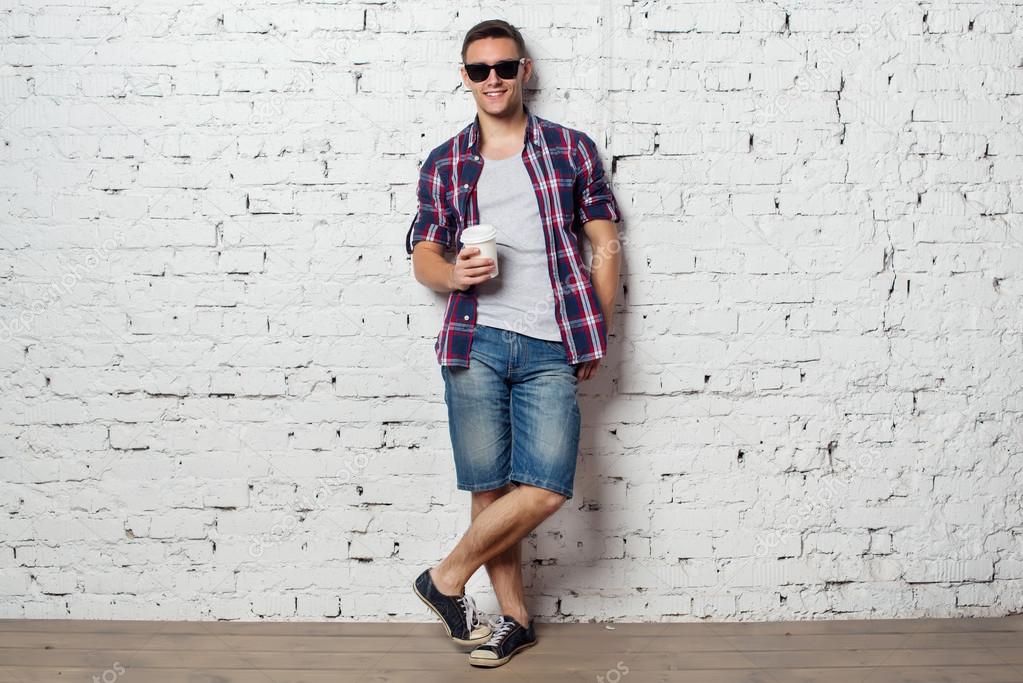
[407,146,455,286]
[412,242,460,293]
[407,149,494,292]
[413,242,495,293]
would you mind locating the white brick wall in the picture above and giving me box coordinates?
[1,1,1021,622]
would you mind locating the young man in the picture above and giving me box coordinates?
[404,19,622,668]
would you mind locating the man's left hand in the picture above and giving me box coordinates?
[574,358,601,382]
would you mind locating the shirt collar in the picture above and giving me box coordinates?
[466,103,540,154]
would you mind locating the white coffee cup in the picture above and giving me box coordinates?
[460,223,499,278]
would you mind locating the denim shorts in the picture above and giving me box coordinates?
[440,323,581,500]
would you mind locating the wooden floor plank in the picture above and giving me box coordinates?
[1,666,1022,683]
[0,616,1018,681]
[0,646,1021,671]
[0,615,1019,635]
[0,629,1019,653]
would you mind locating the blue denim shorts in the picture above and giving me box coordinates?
[440,323,581,500]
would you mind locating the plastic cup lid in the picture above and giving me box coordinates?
[460,224,497,243]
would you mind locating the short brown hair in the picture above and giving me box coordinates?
[461,19,527,63]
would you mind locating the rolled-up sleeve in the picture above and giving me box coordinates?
[405,150,454,255]
[573,132,622,225]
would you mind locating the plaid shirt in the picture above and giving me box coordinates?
[405,104,622,368]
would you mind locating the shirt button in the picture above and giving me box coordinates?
[463,315,470,321]
[462,183,469,189]
[473,155,479,160]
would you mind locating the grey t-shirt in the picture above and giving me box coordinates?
[474,152,562,342]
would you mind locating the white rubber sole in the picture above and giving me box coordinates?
[468,639,537,667]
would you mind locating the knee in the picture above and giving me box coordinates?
[471,484,513,516]
[530,487,566,515]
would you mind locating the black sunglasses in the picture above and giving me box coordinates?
[463,57,527,82]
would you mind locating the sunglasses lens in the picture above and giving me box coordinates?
[465,60,521,82]
[466,64,489,82]
[494,60,519,78]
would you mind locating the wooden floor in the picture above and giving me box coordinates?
[1,615,1021,682]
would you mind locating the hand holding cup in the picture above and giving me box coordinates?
[451,224,499,291]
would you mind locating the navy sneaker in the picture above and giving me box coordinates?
[413,567,492,646]
[468,614,537,667]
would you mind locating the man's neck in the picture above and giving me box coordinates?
[477,105,527,145]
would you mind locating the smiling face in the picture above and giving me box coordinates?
[460,36,532,117]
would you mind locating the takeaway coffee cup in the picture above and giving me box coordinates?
[460,223,499,278]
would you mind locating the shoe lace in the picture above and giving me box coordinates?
[455,593,485,633]
[480,615,516,648]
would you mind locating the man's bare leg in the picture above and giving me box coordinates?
[467,484,528,626]
[429,483,564,607]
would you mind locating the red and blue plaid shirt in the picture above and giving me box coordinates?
[405,104,622,368]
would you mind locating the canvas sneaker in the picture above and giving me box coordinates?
[412,567,492,646]
[468,614,537,667]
